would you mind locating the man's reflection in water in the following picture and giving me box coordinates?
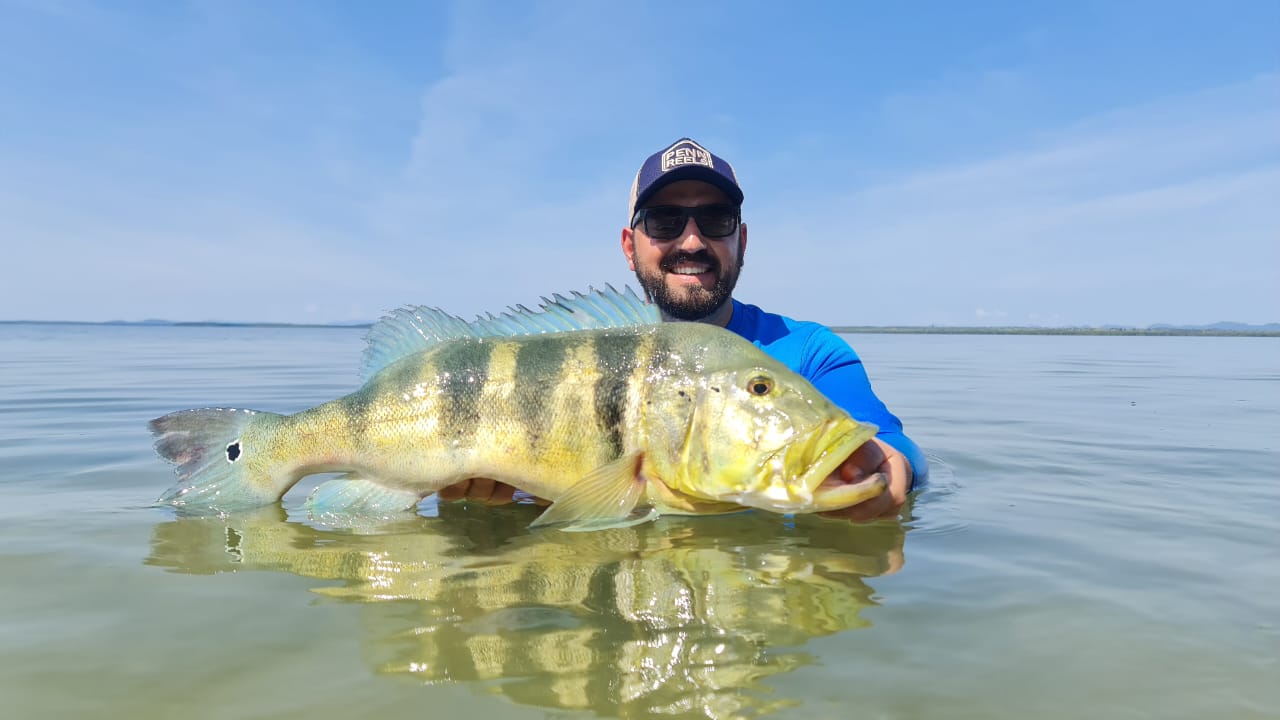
[148,503,907,719]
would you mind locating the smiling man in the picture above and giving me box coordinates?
[620,138,927,520]
[442,138,927,520]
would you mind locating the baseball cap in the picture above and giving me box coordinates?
[628,138,744,219]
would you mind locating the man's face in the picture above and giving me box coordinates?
[621,180,747,322]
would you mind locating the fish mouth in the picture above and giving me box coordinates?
[722,416,882,513]
[793,417,883,511]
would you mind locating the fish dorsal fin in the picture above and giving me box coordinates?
[359,284,658,382]
[359,306,479,382]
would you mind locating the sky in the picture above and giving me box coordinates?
[1,0,1277,327]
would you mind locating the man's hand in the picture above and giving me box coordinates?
[437,478,548,506]
[819,438,912,522]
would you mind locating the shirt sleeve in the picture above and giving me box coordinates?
[801,328,929,486]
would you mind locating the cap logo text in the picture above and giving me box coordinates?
[661,141,713,172]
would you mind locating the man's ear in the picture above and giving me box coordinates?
[621,227,637,271]
[738,222,748,267]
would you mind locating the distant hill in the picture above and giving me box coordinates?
[1148,321,1280,332]
[831,323,1280,337]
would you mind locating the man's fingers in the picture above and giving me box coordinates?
[436,479,471,501]
[488,482,517,505]
[438,478,522,505]
[841,440,888,483]
[469,477,496,502]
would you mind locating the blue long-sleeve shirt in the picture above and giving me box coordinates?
[725,299,928,486]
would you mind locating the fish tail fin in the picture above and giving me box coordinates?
[150,408,293,512]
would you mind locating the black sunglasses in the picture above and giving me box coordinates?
[630,204,741,240]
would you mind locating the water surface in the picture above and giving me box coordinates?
[1,325,1275,719]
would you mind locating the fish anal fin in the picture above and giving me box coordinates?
[529,454,656,532]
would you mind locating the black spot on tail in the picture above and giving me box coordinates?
[225,441,241,462]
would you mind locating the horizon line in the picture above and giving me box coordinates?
[2,319,1277,337]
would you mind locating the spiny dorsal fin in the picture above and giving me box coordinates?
[359,284,658,382]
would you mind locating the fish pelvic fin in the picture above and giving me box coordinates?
[360,285,659,382]
[529,453,658,532]
[150,408,290,513]
[304,476,422,524]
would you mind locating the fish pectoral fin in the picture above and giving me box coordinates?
[304,476,422,520]
[529,454,657,532]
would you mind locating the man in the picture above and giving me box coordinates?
[442,138,926,520]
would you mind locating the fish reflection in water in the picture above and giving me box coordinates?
[147,503,906,719]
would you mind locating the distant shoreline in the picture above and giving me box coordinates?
[0,320,361,330]
[831,326,1280,337]
[2,319,1277,337]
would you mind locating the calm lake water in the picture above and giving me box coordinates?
[1,324,1276,719]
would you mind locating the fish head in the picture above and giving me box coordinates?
[645,328,883,514]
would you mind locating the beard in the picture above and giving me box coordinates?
[633,248,743,321]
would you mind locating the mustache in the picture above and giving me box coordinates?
[660,250,721,274]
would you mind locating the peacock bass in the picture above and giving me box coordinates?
[150,287,883,531]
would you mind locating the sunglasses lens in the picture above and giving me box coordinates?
[640,205,738,239]
[693,206,738,237]
[643,207,689,239]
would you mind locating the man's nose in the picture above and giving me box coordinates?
[675,217,708,250]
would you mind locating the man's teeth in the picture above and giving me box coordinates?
[670,263,711,275]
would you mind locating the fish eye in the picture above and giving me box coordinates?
[746,375,773,396]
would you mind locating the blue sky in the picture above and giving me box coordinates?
[1,0,1277,326]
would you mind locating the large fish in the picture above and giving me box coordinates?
[150,286,884,530]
